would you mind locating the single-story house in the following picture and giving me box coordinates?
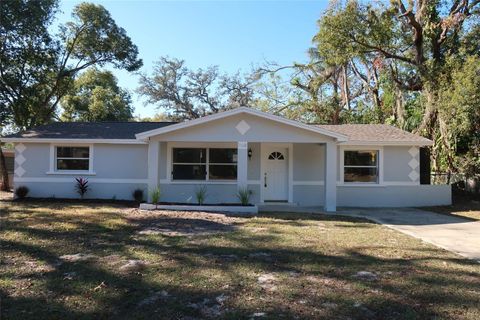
[1,107,451,211]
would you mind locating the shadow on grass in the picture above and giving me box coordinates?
[258,211,368,222]
[1,203,480,319]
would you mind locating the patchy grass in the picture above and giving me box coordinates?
[0,191,12,201]
[423,192,480,221]
[1,200,479,319]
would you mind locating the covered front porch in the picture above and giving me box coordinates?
[138,108,346,211]
[146,141,338,211]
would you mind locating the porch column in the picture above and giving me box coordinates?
[237,141,248,189]
[324,141,337,212]
[147,139,160,202]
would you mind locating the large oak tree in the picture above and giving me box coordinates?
[137,56,255,120]
[258,0,480,175]
[0,0,142,190]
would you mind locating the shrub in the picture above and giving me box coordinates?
[195,185,207,205]
[150,186,161,204]
[236,187,252,206]
[15,186,29,199]
[132,189,144,202]
[75,177,89,199]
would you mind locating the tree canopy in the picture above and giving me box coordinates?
[61,68,133,122]
[137,56,255,120]
[0,0,59,130]
[0,1,142,131]
[257,0,480,176]
[0,0,142,190]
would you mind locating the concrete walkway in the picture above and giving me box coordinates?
[259,205,480,262]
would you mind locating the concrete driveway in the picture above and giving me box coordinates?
[336,207,480,262]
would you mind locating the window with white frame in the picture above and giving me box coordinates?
[343,150,379,183]
[172,148,237,180]
[56,146,90,171]
[208,148,237,180]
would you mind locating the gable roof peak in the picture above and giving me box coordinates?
[135,106,349,141]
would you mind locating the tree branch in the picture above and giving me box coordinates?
[349,34,415,65]
[395,0,424,65]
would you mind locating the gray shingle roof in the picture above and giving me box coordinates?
[4,122,176,140]
[2,120,430,144]
[314,124,432,143]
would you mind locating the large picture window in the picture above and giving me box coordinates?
[209,148,237,180]
[343,150,378,183]
[172,147,237,181]
[56,146,90,171]
[172,148,206,180]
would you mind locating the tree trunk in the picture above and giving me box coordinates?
[332,81,340,124]
[417,84,438,137]
[394,83,405,127]
[341,65,351,111]
[416,85,454,173]
[439,116,456,173]
[372,88,384,122]
[0,146,10,191]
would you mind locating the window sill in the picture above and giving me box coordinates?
[337,183,385,187]
[165,180,237,185]
[46,171,96,176]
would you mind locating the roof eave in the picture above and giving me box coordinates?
[339,140,433,146]
[135,107,349,141]
[0,138,147,144]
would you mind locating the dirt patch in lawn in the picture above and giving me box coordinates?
[0,190,13,201]
[124,209,247,236]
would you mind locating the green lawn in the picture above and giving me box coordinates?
[1,200,479,319]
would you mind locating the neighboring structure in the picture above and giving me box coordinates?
[1,148,14,189]
[0,107,451,210]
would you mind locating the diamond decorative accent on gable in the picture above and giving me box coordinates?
[408,170,419,181]
[15,167,26,177]
[408,147,419,157]
[16,154,26,165]
[15,143,26,153]
[235,120,251,135]
[408,158,419,169]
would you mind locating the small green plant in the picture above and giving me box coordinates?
[75,177,89,199]
[236,187,252,206]
[195,185,207,205]
[15,186,29,199]
[150,186,161,204]
[132,189,144,202]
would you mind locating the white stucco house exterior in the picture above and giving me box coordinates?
[1,107,451,211]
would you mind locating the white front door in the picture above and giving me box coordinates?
[263,147,288,201]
